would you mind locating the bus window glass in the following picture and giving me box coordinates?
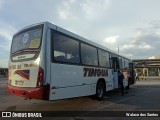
[124,59,129,68]
[53,32,80,64]
[98,50,110,67]
[11,27,43,54]
[81,43,98,66]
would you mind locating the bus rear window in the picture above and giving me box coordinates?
[11,26,43,54]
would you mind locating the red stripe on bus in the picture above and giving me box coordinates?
[7,85,50,100]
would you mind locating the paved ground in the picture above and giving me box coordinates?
[1,77,160,120]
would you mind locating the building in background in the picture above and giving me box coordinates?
[0,68,8,77]
[133,57,160,78]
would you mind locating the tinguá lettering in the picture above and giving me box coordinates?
[83,68,108,77]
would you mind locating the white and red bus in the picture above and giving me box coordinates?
[7,22,135,100]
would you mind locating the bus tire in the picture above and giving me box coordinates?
[95,81,105,100]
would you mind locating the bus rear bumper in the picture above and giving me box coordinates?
[7,85,50,100]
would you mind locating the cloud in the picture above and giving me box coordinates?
[121,44,153,51]
[148,56,160,59]
[148,56,155,59]
[120,20,160,59]
[57,1,72,20]
[0,21,17,50]
[121,44,135,49]
[121,53,134,59]
[138,44,153,49]
[79,0,109,20]
[0,0,4,9]
[58,10,70,20]
[103,35,119,44]
[57,0,110,21]
[149,20,160,29]
[0,21,16,68]
[0,26,15,40]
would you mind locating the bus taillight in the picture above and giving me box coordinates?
[37,67,44,87]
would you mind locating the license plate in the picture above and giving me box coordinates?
[15,80,24,86]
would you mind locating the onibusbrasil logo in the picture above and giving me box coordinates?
[1,112,42,118]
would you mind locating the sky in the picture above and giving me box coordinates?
[1,0,160,68]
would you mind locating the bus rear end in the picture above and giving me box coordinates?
[7,24,49,100]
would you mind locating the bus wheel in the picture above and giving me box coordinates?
[95,82,105,100]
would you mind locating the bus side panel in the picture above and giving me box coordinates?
[50,64,94,100]
[50,84,92,100]
[114,71,119,88]
[106,69,114,91]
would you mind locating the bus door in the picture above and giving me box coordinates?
[110,57,120,88]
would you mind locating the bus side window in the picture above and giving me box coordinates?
[98,49,110,68]
[70,55,80,63]
[53,31,80,64]
[56,56,65,61]
[81,43,98,66]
